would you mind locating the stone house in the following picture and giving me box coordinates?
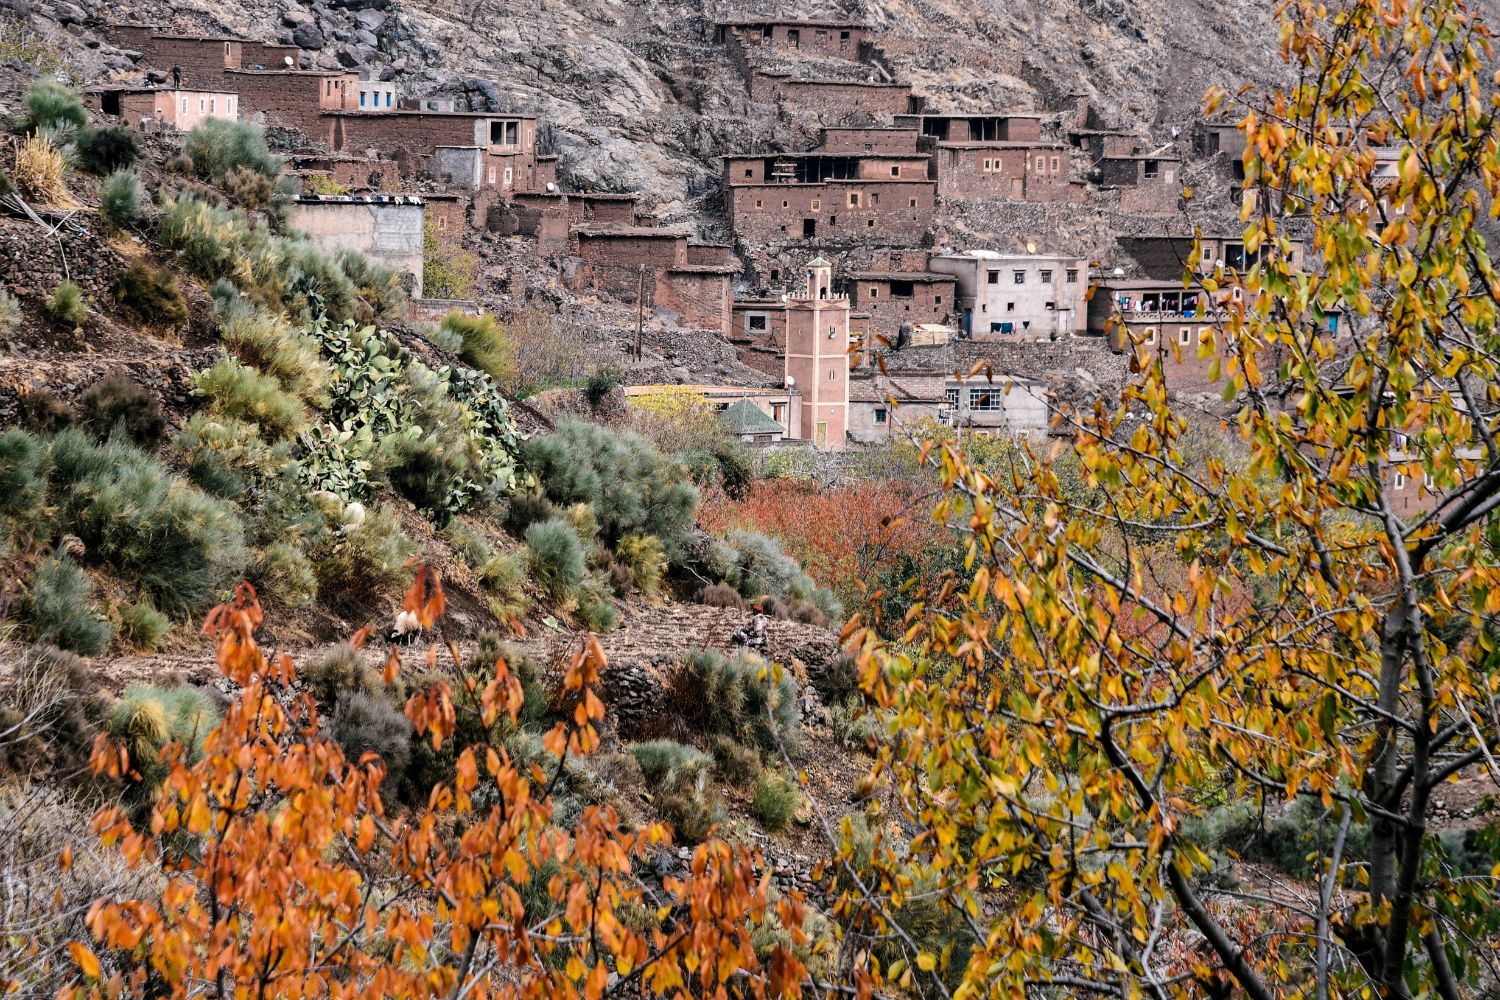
[714,19,873,62]
[846,270,958,337]
[569,224,739,335]
[723,151,937,246]
[929,251,1087,339]
[892,113,1073,201]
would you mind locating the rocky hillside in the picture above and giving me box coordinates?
[43,0,1302,224]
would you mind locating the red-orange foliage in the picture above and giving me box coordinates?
[68,569,812,999]
[699,480,944,606]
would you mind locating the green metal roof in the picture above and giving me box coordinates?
[719,398,784,435]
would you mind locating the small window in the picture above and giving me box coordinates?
[1006,302,1015,312]
[1394,471,1407,490]
[385,92,392,107]
[983,158,991,171]
[1045,301,1055,311]
[874,408,887,424]
[1013,270,1025,284]
[1201,246,1213,261]
[1039,269,1052,282]
[811,199,821,211]
[871,193,879,205]
[869,288,879,299]
[1035,156,1045,171]
[1050,156,1060,172]
[782,200,789,208]
[360,92,367,107]
[199,98,206,112]
[744,168,753,178]
[749,315,768,332]
[1178,327,1192,345]
[867,219,875,228]
[909,198,918,207]
[1066,268,1078,283]
[890,165,900,177]
[945,388,960,407]
[504,167,513,184]
[828,370,836,381]
[1423,472,1435,489]
[209,97,216,112]
[1144,328,1156,344]
[987,271,1000,285]
[935,295,943,305]
[181,98,188,114]
[755,200,763,209]
[830,215,838,226]
[849,192,861,207]
[1144,160,1160,178]
[840,30,851,41]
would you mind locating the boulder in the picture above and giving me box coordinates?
[353,8,386,32]
[51,0,85,23]
[291,22,325,49]
[334,41,363,67]
[281,8,315,26]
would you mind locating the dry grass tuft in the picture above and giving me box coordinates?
[13,133,71,204]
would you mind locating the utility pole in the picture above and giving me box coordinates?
[634,265,645,361]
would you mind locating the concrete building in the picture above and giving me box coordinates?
[358,80,398,111]
[929,251,1087,339]
[287,195,425,296]
[785,258,851,450]
[89,87,239,129]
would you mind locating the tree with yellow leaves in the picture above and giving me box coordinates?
[842,1,1500,997]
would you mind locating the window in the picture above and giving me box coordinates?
[849,192,861,207]
[867,219,875,228]
[749,315,768,332]
[1423,472,1435,489]
[999,322,1014,334]
[874,408,887,424]
[890,280,914,298]
[840,30,851,41]
[1394,471,1407,490]
[360,92,367,107]
[1013,270,1025,284]
[199,98,206,112]
[1143,328,1156,344]
[1201,246,1213,261]
[1006,302,1015,312]
[504,167,513,184]
[810,199,820,211]
[1045,301,1055,311]
[1144,159,1160,178]
[1178,327,1192,345]
[935,295,943,305]
[871,193,879,205]
[788,28,800,46]
[1050,156,1060,172]
[1035,156,1045,171]
[181,98,188,115]
[983,158,992,171]
[869,288,879,299]
[1066,268,1078,283]
[945,388,960,408]
[385,92,392,107]
[830,215,838,226]
[782,200,789,208]
[772,403,786,423]
[803,218,817,238]
[1039,269,1052,282]
[755,200,763,209]
[969,388,1004,412]
[987,271,1000,285]
[890,165,900,177]
[909,198,918,207]
[744,168,753,178]
[828,370,837,381]
[1165,169,1175,183]
[209,97,216,112]
[488,168,496,184]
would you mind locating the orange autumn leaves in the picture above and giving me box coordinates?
[67,568,813,1000]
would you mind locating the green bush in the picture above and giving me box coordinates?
[174,414,291,498]
[710,734,761,785]
[214,295,333,407]
[249,540,318,607]
[98,167,145,230]
[718,530,841,622]
[504,490,558,535]
[0,427,51,536]
[525,518,585,601]
[575,575,618,633]
[106,684,219,808]
[329,690,414,788]
[79,373,165,448]
[48,429,249,615]
[20,80,85,134]
[76,126,138,175]
[192,356,306,441]
[585,367,622,408]
[25,554,112,655]
[119,602,169,651]
[615,533,665,596]
[472,631,545,726]
[17,390,76,435]
[310,503,415,608]
[300,644,380,708]
[388,434,469,524]
[441,312,514,385]
[522,418,699,560]
[752,770,800,832]
[0,287,21,335]
[629,739,719,843]
[114,262,189,330]
[46,280,86,327]
[182,118,281,184]
[669,649,800,751]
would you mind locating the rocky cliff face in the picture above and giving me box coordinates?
[43,0,1302,220]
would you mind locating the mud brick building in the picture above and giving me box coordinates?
[228,68,359,133]
[715,19,873,62]
[569,224,739,334]
[1089,277,1226,391]
[818,126,922,155]
[322,111,551,198]
[106,26,248,88]
[87,87,239,129]
[724,151,936,246]
[845,270,957,337]
[894,113,1074,202]
[751,74,918,125]
[929,251,1087,339]
[784,258,851,450]
[1118,234,1306,281]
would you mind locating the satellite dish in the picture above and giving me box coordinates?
[786,376,796,388]
[1112,267,1125,277]
[284,56,294,67]
[1026,241,1037,254]
[545,181,557,192]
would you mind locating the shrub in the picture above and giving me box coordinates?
[214,297,333,406]
[423,229,477,300]
[522,418,700,559]
[76,126,138,175]
[719,530,841,621]
[329,691,414,794]
[441,312,514,385]
[49,430,249,614]
[16,389,75,436]
[106,684,219,804]
[222,164,279,210]
[504,490,558,535]
[669,649,800,751]
[300,644,379,709]
[310,503,415,608]
[183,118,281,184]
[629,740,719,844]
[388,434,469,524]
[0,646,108,780]
[575,575,618,633]
[697,582,747,611]
[13,132,67,203]
[174,414,291,497]
[472,631,545,726]
[20,81,86,134]
[0,428,50,533]
[828,695,881,751]
[192,356,306,441]
[119,602,169,651]
[0,287,21,335]
[585,366,621,408]
[46,280,86,327]
[615,534,666,596]
[25,555,112,655]
[114,262,189,330]
[79,373,166,448]
[305,172,349,196]
[525,518,585,601]
[710,734,761,786]
[98,167,145,229]
[751,770,800,832]
[250,540,318,608]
